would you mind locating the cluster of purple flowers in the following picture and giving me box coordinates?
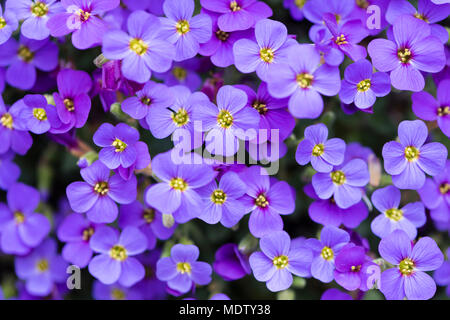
[0,0,448,301]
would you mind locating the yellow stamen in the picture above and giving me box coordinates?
[112,138,127,152]
[437,106,449,116]
[171,108,189,127]
[14,211,25,224]
[18,45,34,62]
[255,193,269,208]
[273,255,289,269]
[170,177,188,191]
[143,208,155,223]
[31,2,49,17]
[211,189,227,205]
[399,258,415,276]
[260,47,274,63]
[110,245,127,261]
[252,101,268,115]
[33,108,47,121]
[172,67,187,80]
[177,262,192,274]
[0,17,6,29]
[331,170,346,185]
[176,20,190,35]
[335,34,348,45]
[312,144,324,157]
[230,1,241,11]
[385,208,403,221]
[321,246,334,261]
[404,146,419,162]
[129,38,148,56]
[36,259,49,272]
[82,227,94,241]
[357,79,371,92]
[216,30,230,41]
[296,73,314,88]
[64,98,74,112]
[217,109,233,128]
[398,48,412,64]
[0,113,13,129]
[94,181,109,195]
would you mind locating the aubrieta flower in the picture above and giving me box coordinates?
[199,0,272,32]
[88,226,147,286]
[0,4,18,45]
[0,183,50,255]
[267,44,340,119]
[368,15,445,92]
[309,27,344,67]
[66,160,137,223]
[7,0,62,40]
[118,200,176,251]
[434,248,450,296]
[412,79,450,138]
[47,0,119,50]
[17,94,52,134]
[339,59,391,110]
[0,35,58,90]
[213,243,251,281]
[283,0,306,21]
[249,231,312,292]
[382,120,447,190]
[295,123,346,173]
[312,159,369,209]
[233,19,296,82]
[154,60,202,91]
[159,0,212,61]
[57,213,97,268]
[303,0,354,26]
[305,226,350,283]
[418,160,449,224]
[102,10,175,84]
[93,281,142,300]
[15,239,68,297]
[304,183,368,229]
[156,244,212,294]
[0,98,32,155]
[196,171,247,227]
[145,151,217,223]
[0,151,20,190]
[240,166,295,238]
[379,229,444,300]
[193,85,260,156]
[371,185,426,240]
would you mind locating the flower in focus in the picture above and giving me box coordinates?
[17,94,52,134]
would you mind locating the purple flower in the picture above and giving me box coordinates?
[0,4,18,45]
[339,59,391,109]
[15,239,68,297]
[0,35,58,90]
[88,226,147,286]
[312,159,369,209]
[199,0,272,32]
[156,244,212,294]
[0,151,20,190]
[379,229,444,300]
[371,185,426,240]
[159,0,212,61]
[102,10,175,84]
[309,27,344,67]
[213,243,251,281]
[283,0,306,21]
[368,15,446,92]
[196,171,247,227]
[412,79,450,138]
[7,0,62,40]
[92,281,142,300]
[321,288,352,300]
[0,98,32,155]
[134,250,167,300]
[193,85,260,156]
[145,151,217,223]
[418,160,449,224]
[46,0,119,50]
[303,0,355,25]
[118,200,176,251]
[66,160,137,223]
[305,226,350,283]
[295,123,346,173]
[51,69,92,133]
[382,120,447,190]
[57,213,98,268]
[267,44,340,119]
[434,248,450,296]
[153,59,202,91]
[0,183,50,255]
[249,231,312,292]
[17,94,52,134]
[239,166,295,238]
[304,183,368,228]
[233,19,296,82]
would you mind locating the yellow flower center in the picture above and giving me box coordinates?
[260,47,274,63]
[14,211,25,224]
[176,20,190,35]
[140,97,151,106]
[111,289,126,300]
[31,2,49,17]
[18,45,34,62]
[211,189,227,205]
[437,106,450,116]
[404,146,419,162]
[439,183,449,195]
[399,258,415,276]
[356,0,369,9]
[413,12,429,23]
[77,9,91,22]
[357,79,371,92]
[321,246,334,261]
[273,255,289,269]
[385,208,403,221]
[36,259,49,272]
[177,262,192,274]
[0,17,6,29]
[82,227,94,241]
[331,170,346,185]
[172,67,187,80]
[296,73,314,89]
[312,144,324,157]
[255,193,269,208]
[129,38,148,56]
[33,108,47,121]
[230,1,241,11]
[94,181,109,195]
[112,138,127,152]
[170,177,188,191]
[171,108,190,127]
[217,109,234,129]
[252,101,268,115]
[1,113,13,129]
[64,98,74,112]
[295,0,306,8]
[335,34,348,45]
[216,30,230,41]
[143,208,155,223]
[351,265,362,272]
[110,245,128,261]
[398,48,412,64]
